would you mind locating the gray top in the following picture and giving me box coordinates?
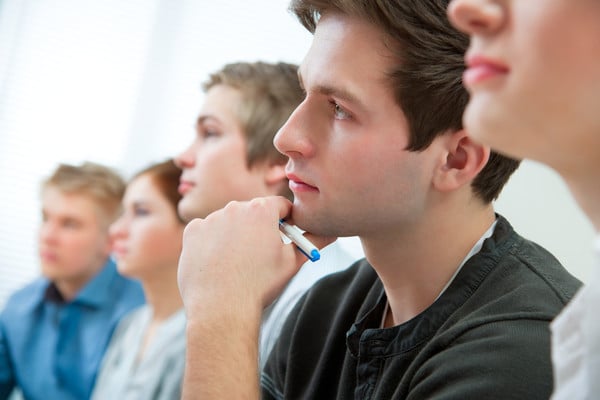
[90,306,186,400]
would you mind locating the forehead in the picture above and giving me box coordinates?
[299,13,396,96]
[196,84,248,140]
[124,174,164,203]
[41,186,102,222]
[199,85,244,121]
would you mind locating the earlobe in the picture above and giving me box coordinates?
[433,130,490,192]
[264,161,287,186]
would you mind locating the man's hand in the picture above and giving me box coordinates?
[177,195,335,399]
[178,196,302,320]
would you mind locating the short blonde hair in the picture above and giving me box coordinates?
[41,162,126,226]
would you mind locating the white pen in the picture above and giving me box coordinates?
[279,219,321,262]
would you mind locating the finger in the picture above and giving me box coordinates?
[272,195,294,221]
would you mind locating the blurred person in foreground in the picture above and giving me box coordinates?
[447,1,600,398]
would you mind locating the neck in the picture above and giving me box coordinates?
[362,198,495,326]
[54,281,85,302]
[142,268,183,321]
[53,259,106,302]
[134,267,182,364]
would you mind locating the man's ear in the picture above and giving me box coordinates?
[432,129,490,193]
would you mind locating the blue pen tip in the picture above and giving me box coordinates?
[310,249,320,262]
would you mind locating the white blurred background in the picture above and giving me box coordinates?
[0,0,594,308]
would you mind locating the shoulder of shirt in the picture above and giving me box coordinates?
[1,277,49,317]
[75,259,144,308]
[109,306,149,341]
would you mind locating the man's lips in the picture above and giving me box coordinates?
[287,173,318,192]
[112,245,127,258]
[39,250,58,262]
[463,55,509,87]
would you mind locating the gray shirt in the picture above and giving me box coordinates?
[91,306,186,400]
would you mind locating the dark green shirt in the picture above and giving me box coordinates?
[262,216,581,399]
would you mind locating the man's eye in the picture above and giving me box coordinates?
[63,219,81,229]
[332,102,351,120]
[202,129,219,138]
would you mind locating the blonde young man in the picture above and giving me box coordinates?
[176,1,581,399]
[0,162,145,400]
[174,61,358,367]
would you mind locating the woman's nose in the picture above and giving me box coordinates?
[447,0,504,35]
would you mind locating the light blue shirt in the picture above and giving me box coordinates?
[0,259,145,400]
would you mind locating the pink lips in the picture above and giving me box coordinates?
[287,173,318,193]
[178,180,194,195]
[112,245,127,258]
[463,55,509,87]
[39,250,58,263]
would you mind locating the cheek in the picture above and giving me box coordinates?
[325,147,393,210]
[514,6,580,94]
[199,151,256,196]
[335,135,404,181]
[195,150,241,188]
[135,225,182,259]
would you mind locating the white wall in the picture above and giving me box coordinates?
[0,0,593,308]
[495,161,595,282]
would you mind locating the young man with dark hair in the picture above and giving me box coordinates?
[177,1,581,398]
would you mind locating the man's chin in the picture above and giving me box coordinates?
[40,265,64,281]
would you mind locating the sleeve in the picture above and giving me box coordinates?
[406,318,555,400]
[0,321,15,400]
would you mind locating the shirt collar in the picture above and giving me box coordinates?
[434,218,498,301]
[42,258,121,309]
[44,282,66,303]
[74,258,121,308]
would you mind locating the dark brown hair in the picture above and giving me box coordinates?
[290,0,520,203]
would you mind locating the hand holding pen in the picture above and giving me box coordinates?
[178,197,309,313]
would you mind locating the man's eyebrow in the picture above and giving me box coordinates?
[298,71,364,109]
[195,115,217,127]
[314,84,361,106]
